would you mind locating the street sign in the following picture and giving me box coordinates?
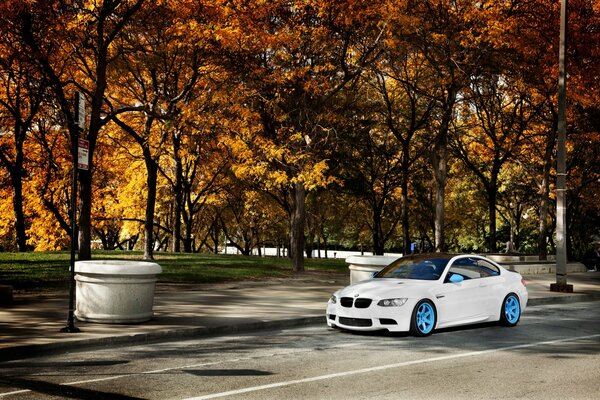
[74,92,85,129]
[78,138,89,170]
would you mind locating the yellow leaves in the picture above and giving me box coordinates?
[430,33,448,45]
[0,187,14,240]
[227,124,334,192]
[270,170,289,186]
[295,159,335,191]
[25,189,70,252]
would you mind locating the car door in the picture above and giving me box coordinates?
[434,258,489,328]
[473,259,505,317]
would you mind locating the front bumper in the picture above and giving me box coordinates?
[326,298,417,332]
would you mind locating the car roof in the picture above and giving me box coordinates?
[395,253,492,264]
[397,253,456,262]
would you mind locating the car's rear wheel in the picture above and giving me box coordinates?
[410,300,436,336]
[500,293,521,327]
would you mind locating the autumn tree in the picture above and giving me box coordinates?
[0,0,597,260]
[215,0,386,271]
[367,42,436,254]
[496,162,540,253]
[26,114,73,250]
[397,0,524,251]
[105,1,214,259]
[453,76,535,252]
[505,0,600,258]
[333,82,404,255]
[0,37,47,251]
[2,0,147,259]
[173,126,230,254]
[161,67,231,254]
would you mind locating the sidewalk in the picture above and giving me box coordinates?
[1,271,599,361]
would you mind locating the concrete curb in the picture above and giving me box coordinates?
[2,295,599,363]
[0,316,324,362]
[526,292,600,306]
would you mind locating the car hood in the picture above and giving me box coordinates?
[335,278,437,299]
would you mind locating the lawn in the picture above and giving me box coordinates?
[0,251,348,292]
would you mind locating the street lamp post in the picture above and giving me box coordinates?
[551,0,573,293]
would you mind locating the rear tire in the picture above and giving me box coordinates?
[500,293,521,327]
[410,300,436,337]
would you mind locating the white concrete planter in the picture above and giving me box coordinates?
[75,260,162,324]
[347,255,401,284]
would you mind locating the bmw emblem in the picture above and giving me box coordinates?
[354,293,360,297]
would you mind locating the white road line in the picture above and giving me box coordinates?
[183,333,600,400]
[0,391,29,398]
[1,334,598,399]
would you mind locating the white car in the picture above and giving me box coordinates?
[326,253,528,336]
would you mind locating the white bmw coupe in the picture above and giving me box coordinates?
[326,253,528,336]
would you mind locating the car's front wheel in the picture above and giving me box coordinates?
[500,293,521,327]
[410,300,436,337]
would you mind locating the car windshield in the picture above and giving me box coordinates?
[374,255,450,280]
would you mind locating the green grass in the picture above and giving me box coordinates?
[0,251,347,292]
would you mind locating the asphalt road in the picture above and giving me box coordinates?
[1,301,599,400]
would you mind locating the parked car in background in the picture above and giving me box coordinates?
[326,253,528,336]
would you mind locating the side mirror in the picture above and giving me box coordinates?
[449,274,464,283]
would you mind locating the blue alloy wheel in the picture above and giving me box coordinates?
[501,294,521,327]
[411,300,436,336]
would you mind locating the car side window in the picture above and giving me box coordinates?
[446,258,481,281]
[476,260,500,277]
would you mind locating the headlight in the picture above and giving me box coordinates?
[329,295,337,304]
[377,298,408,307]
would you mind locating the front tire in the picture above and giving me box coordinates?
[500,293,521,327]
[410,300,436,336]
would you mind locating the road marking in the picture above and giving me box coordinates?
[183,333,600,400]
[1,334,597,399]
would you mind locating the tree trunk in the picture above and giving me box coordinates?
[401,167,410,255]
[538,127,555,260]
[372,203,385,255]
[78,170,93,260]
[487,184,498,253]
[433,136,448,252]
[143,154,158,260]
[212,217,220,254]
[290,182,306,272]
[9,159,27,252]
[172,142,183,252]
[11,177,27,251]
[432,89,457,253]
[183,216,194,253]
[172,193,182,252]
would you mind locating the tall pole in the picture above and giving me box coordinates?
[62,92,84,332]
[553,0,571,292]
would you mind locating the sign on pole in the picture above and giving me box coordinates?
[74,92,85,129]
[78,138,89,170]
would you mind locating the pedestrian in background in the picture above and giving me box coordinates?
[582,242,600,272]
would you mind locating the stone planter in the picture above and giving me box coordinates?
[347,255,401,284]
[75,260,162,324]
